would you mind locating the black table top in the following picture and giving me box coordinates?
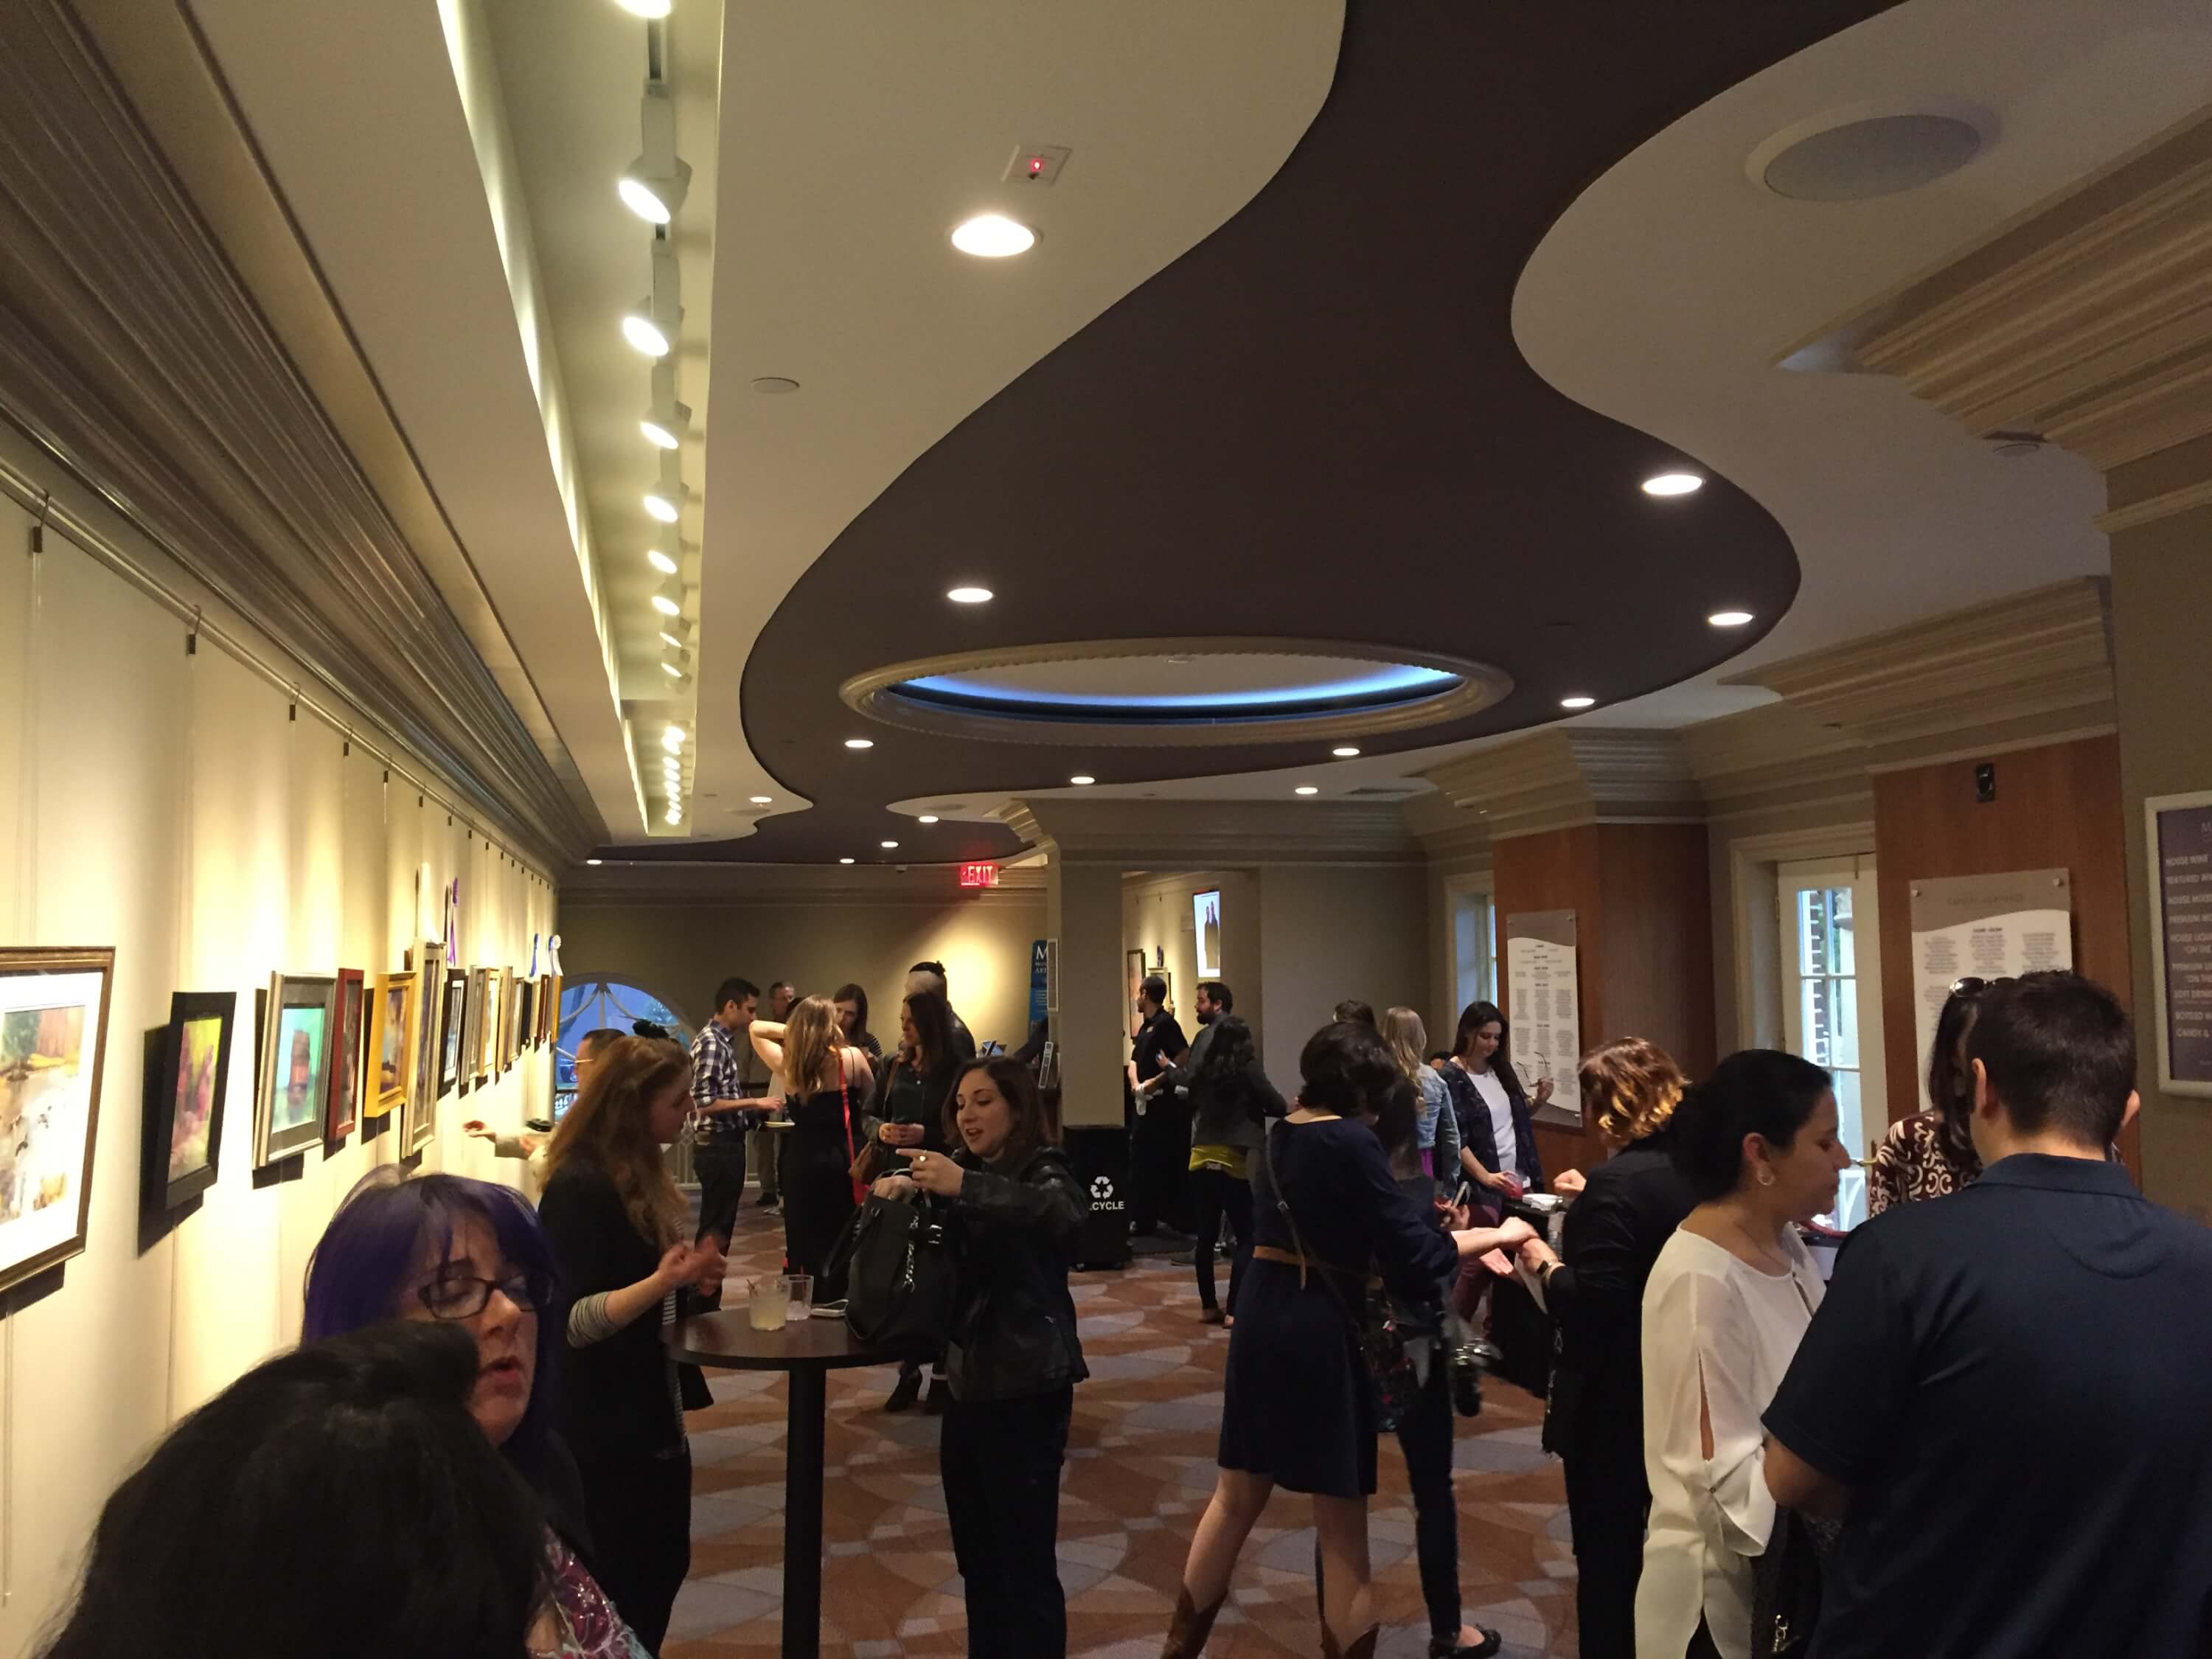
[669,1310,892,1371]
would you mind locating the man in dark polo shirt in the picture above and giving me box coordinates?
[1124,973,1189,1239]
[1763,971,2212,1658]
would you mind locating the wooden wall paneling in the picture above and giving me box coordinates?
[1598,824,1718,1079]
[1492,826,1606,1177]
[1872,736,2138,1172]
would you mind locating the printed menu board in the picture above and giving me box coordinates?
[1505,909,1582,1127]
[2149,794,2212,1096]
[1908,871,2073,1110]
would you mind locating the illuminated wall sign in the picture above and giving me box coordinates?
[959,862,1000,889]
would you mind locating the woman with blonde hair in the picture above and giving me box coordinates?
[750,994,875,1283]
[537,1035,726,1653]
[1514,1037,1697,1659]
[1380,1007,1461,1189]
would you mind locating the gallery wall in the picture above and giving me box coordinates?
[1121,870,1262,1054]
[555,883,1048,1054]
[0,448,556,1652]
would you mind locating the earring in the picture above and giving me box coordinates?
[1756,1169,1776,1188]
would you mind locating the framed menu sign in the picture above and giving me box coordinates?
[1504,909,1582,1127]
[2147,791,2212,1096]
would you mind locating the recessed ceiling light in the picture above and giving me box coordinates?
[918,815,939,824]
[650,590,681,616]
[1332,745,1361,758]
[751,376,801,394]
[1069,775,1096,786]
[613,0,673,18]
[585,857,604,866]
[881,840,900,849]
[1561,695,1596,710]
[951,214,1036,257]
[749,794,772,804]
[1641,472,1704,497]
[622,313,671,358]
[947,585,993,604]
[844,737,874,750]
[643,490,681,524]
[646,548,678,575]
[1708,610,1755,628]
[839,856,855,865]
[1294,785,1320,796]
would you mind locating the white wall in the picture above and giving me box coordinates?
[1121,869,1262,1051]
[0,465,554,1651]
[1255,864,1430,1085]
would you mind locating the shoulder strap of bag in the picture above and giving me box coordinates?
[839,1065,867,1206]
[1262,1122,1362,1321]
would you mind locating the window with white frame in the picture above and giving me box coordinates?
[1777,857,1886,1228]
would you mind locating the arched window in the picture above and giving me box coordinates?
[553,977,695,1116]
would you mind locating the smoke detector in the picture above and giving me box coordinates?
[1986,431,2045,459]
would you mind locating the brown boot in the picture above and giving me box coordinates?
[1321,1626,1380,1659]
[1160,1585,1225,1658]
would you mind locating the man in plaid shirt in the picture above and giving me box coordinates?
[689,976,759,1276]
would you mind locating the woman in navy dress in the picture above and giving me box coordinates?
[1161,1020,1538,1659]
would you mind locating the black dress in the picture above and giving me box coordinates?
[782,1073,864,1283]
[1219,1116,1458,1498]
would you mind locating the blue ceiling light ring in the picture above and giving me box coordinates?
[837,638,1513,749]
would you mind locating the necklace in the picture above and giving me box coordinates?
[1711,1206,1794,1276]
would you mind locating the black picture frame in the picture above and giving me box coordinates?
[145,991,234,1213]
[439,969,466,1099]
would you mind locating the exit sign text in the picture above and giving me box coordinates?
[959,862,999,889]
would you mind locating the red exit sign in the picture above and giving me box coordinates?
[958,862,1000,889]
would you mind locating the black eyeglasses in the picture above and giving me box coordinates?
[414,1270,553,1322]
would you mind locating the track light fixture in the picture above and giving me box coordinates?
[644,448,687,524]
[656,616,692,648]
[650,577,684,616]
[619,79,692,225]
[641,359,690,451]
[661,646,693,681]
[622,240,681,359]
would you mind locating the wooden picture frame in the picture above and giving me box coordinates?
[438,970,466,1099]
[326,968,365,1143]
[413,940,444,1131]
[257,972,338,1167]
[472,968,495,1083]
[0,947,116,1293]
[515,978,535,1061]
[369,971,418,1121]
[145,990,234,1214]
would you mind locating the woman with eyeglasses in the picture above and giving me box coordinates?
[1867,977,1993,1214]
[539,1034,729,1654]
[304,1169,651,1657]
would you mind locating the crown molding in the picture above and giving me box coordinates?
[2095,473,2212,534]
[1834,108,2212,471]
[1422,728,1703,841]
[1724,578,2112,751]
[0,0,597,863]
[1010,796,1422,866]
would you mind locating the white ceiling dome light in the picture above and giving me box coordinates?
[617,79,692,225]
[1749,101,1995,203]
[946,585,994,604]
[950,214,1037,257]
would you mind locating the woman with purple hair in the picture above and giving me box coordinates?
[305,1169,648,1658]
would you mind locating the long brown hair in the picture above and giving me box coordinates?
[1581,1036,1686,1147]
[781,995,845,1096]
[1379,1006,1428,1082]
[543,1035,690,1246]
[945,1056,1058,1159]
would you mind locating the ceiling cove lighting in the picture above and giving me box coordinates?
[1332,745,1361,757]
[1708,609,1755,627]
[950,214,1036,257]
[844,737,874,750]
[650,579,684,616]
[617,79,692,226]
[641,361,689,451]
[645,547,678,575]
[622,241,682,359]
[1561,695,1597,710]
[917,814,939,824]
[1294,785,1320,796]
[1641,471,1704,497]
[946,585,993,605]
[1068,775,1096,786]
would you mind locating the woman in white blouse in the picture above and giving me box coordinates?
[1637,1049,1847,1659]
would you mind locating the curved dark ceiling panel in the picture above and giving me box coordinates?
[623,0,1899,866]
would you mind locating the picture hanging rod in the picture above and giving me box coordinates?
[0,432,554,888]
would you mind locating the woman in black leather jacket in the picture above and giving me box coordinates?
[870,1054,1088,1658]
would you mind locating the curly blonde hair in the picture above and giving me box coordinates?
[1581,1036,1686,1147]
[542,1035,691,1247]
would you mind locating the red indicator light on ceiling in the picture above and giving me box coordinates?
[959,861,1000,889]
[1029,157,1045,174]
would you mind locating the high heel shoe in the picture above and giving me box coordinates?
[1158,1585,1225,1658]
[1321,1625,1378,1659]
[883,1367,922,1413]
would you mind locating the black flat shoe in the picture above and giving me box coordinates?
[1430,1627,1501,1658]
[883,1369,922,1413]
[922,1378,949,1415]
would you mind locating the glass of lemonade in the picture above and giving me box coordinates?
[746,1274,790,1332]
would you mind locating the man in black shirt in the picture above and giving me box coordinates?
[1764,971,2212,1659]
[1125,973,1189,1237]
[905,960,978,1060]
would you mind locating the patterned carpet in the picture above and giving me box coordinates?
[667,1201,1579,1658]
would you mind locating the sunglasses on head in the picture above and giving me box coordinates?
[1948,975,2016,1001]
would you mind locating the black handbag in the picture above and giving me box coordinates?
[1262,1124,1422,1432]
[1752,1506,1840,1659]
[827,1192,957,1358]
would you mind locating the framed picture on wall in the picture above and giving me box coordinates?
[1127,950,1147,1039]
[0,947,116,1293]
[501,970,520,1071]
[413,940,444,1128]
[1193,889,1222,978]
[438,970,466,1098]
[547,975,563,1047]
[369,971,417,1120]
[476,969,500,1082]
[145,990,233,1214]
[326,968,365,1144]
[257,972,337,1168]
[516,978,535,1060]
[461,967,487,1091]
